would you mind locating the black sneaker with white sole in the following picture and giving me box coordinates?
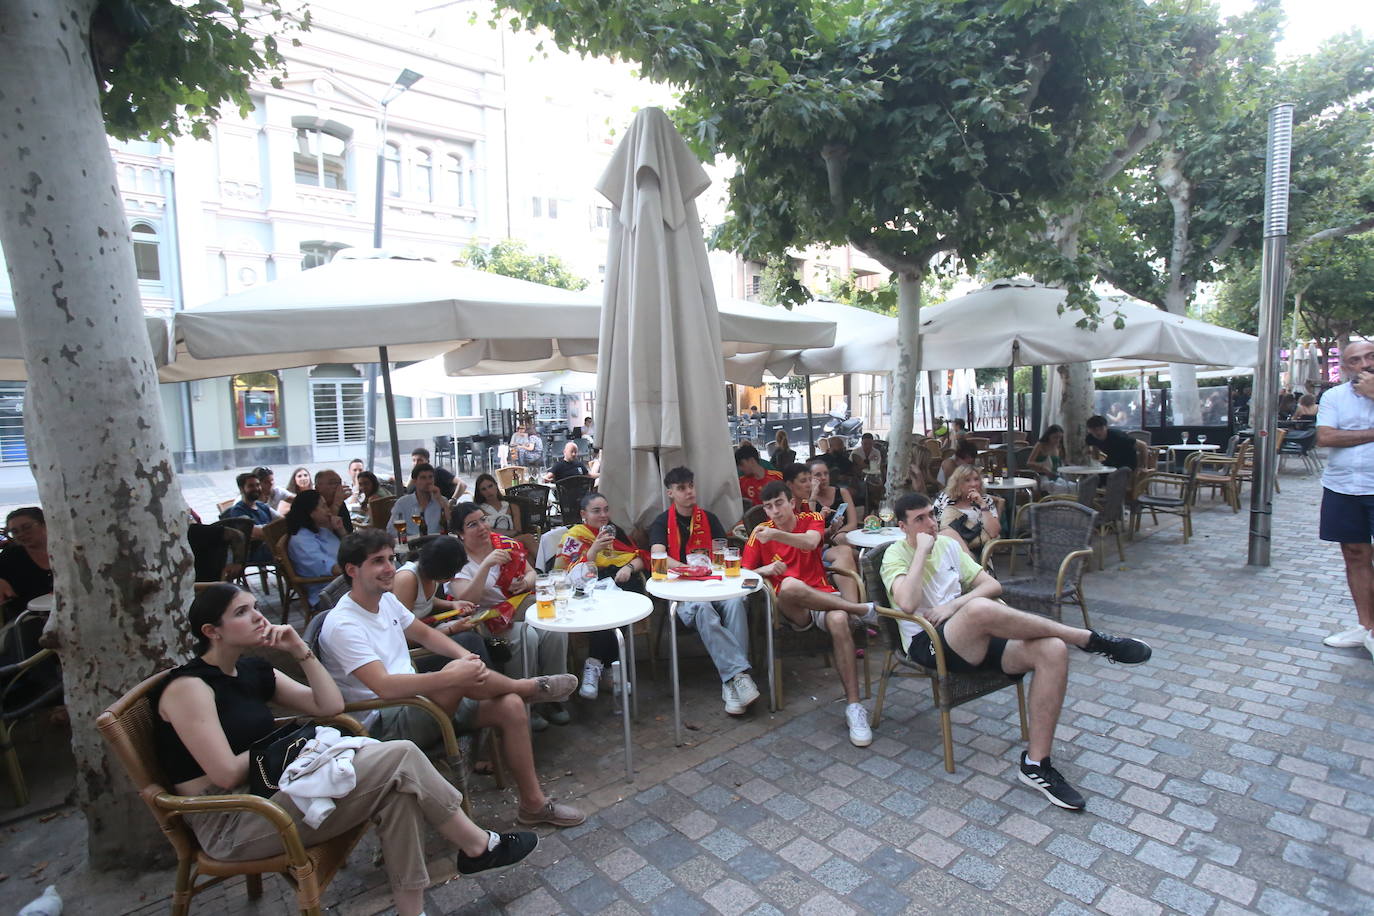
[456,830,538,877]
[1082,631,1152,665]
[1018,754,1085,811]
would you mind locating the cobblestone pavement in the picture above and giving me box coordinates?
[3,460,1372,915]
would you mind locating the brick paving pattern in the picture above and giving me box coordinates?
[2,460,1372,915]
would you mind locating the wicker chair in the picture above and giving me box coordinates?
[1131,451,1202,543]
[494,466,527,491]
[981,501,1096,627]
[506,483,552,533]
[1194,451,1243,511]
[757,568,870,709]
[859,543,1028,773]
[302,610,485,810]
[1091,467,1131,569]
[553,475,598,527]
[2,644,61,806]
[366,495,397,530]
[273,534,336,626]
[96,670,370,915]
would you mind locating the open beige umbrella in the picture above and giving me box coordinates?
[0,304,169,381]
[594,107,738,531]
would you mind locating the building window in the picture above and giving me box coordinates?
[294,124,349,190]
[454,394,475,417]
[300,241,347,271]
[414,148,434,202]
[131,223,161,281]
[593,205,612,229]
[749,274,762,297]
[383,142,401,197]
[443,149,473,208]
[547,198,559,219]
[531,196,542,218]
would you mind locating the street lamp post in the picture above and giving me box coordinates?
[363,68,423,481]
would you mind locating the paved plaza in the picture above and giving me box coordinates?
[1,460,1372,915]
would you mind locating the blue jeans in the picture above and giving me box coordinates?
[677,597,751,682]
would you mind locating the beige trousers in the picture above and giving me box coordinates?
[189,739,463,891]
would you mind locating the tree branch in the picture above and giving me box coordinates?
[1292,215,1374,253]
[1205,223,1244,263]
[1095,258,1163,308]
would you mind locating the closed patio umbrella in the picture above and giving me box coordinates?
[594,107,738,531]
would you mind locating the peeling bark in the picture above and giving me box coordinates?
[0,0,192,868]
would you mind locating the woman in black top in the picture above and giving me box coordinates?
[151,584,535,913]
[0,507,52,610]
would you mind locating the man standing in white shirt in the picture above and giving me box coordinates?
[1316,340,1374,658]
[319,528,585,827]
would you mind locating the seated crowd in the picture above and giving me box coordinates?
[105,423,1168,908]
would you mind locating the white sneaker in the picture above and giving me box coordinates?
[846,703,873,747]
[1323,625,1370,648]
[858,602,879,627]
[731,672,761,709]
[723,680,745,715]
[579,658,604,700]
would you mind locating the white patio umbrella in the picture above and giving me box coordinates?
[442,295,835,382]
[722,299,897,385]
[918,279,1259,370]
[164,258,605,473]
[594,107,739,531]
[0,305,170,381]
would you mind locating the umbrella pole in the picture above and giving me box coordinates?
[804,374,816,459]
[1031,366,1043,435]
[379,346,403,488]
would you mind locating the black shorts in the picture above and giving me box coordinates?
[1320,488,1374,543]
[908,620,1024,679]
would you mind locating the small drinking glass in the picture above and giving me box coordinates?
[535,576,555,620]
[651,549,669,580]
[1180,431,1190,445]
[723,547,742,578]
[711,537,727,571]
[879,503,895,527]
[1197,434,1207,445]
[553,573,573,616]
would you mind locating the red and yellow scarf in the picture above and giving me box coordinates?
[486,532,529,634]
[559,525,645,569]
[666,505,712,562]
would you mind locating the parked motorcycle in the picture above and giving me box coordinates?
[820,405,864,448]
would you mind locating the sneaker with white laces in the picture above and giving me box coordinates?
[731,672,760,709]
[1323,625,1369,648]
[722,679,745,715]
[846,702,873,747]
[579,658,604,699]
[1018,753,1085,810]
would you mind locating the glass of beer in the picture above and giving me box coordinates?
[553,573,573,616]
[723,547,742,577]
[535,576,556,620]
[651,549,669,580]
[392,520,408,544]
[711,538,727,571]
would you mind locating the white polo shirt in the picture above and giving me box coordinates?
[1317,381,1374,496]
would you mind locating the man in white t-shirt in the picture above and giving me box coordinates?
[879,492,1152,812]
[1315,339,1374,657]
[319,528,585,828]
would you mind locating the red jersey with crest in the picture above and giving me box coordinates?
[742,511,835,592]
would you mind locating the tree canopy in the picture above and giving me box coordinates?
[456,238,590,290]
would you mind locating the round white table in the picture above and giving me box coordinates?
[1166,443,1220,471]
[844,527,905,550]
[983,475,1038,518]
[647,570,767,746]
[1058,464,1115,477]
[523,589,652,781]
[25,593,53,613]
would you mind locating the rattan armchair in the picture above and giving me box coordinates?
[1130,451,1202,543]
[859,543,1028,773]
[1194,450,1244,511]
[96,670,370,915]
[366,495,397,530]
[756,567,870,710]
[981,501,1096,627]
[302,610,485,809]
[2,646,61,806]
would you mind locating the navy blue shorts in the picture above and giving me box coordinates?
[1319,488,1374,543]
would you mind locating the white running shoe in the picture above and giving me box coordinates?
[579,658,604,700]
[846,703,873,747]
[731,672,761,709]
[1323,625,1369,649]
[610,660,629,698]
[723,680,745,715]
[859,602,880,627]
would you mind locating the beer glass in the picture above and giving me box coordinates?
[535,576,556,620]
[651,549,669,580]
[723,547,742,577]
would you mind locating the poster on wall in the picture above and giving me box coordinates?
[232,372,282,440]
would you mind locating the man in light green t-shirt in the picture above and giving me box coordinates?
[879,492,1153,811]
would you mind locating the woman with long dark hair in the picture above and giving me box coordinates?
[284,491,341,610]
[472,473,520,533]
[152,585,536,914]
